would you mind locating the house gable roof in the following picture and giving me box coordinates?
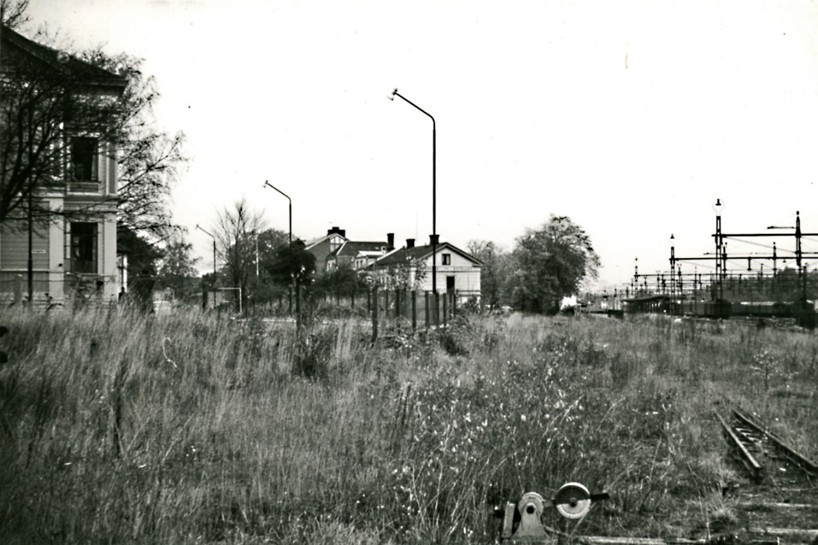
[1,25,128,91]
[371,242,482,268]
[305,232,347,251]
[331,240,389,259]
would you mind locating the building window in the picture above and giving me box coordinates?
[442,253,451,265]
[70,222,97,274]
[70,137,99,182]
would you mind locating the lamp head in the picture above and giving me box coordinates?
[388,88,398,101]
[712,198,724,214]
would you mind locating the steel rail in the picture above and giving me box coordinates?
[732,408,818,475]
[716,412,763,482]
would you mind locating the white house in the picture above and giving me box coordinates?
[369,237,482,304]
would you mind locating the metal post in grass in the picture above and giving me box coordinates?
[411,292,417,331]
[424,291,430,328]
[371,285,379,342]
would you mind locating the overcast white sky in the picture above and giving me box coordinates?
[22,0,818,287]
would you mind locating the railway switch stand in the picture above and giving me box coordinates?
[499,482,609,544]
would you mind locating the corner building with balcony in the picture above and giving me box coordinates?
[0,25,127,305]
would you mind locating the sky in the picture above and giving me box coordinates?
[21,0,818,288]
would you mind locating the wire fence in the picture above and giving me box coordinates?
[0,272,480,334]
[199,284,480,339]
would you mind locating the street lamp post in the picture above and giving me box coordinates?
[263,180,292,245]
[263,181,294,315]
[389,88,438,323]
[195,224,217,285]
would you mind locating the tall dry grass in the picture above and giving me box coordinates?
[0,308,815,544]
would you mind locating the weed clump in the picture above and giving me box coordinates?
[293,329,333,379]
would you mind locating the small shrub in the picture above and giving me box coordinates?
[293,329,333,379]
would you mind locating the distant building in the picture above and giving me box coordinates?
[307,227,395,273]
[305,226,348,272]
[0,25,127,305]
[369,236,482,304]
[327,232,396,272]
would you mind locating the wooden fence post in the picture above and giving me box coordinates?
[295,282,302,336]
[371,286,378,342]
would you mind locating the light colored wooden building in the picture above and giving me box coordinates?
[369,238,482,304]
[0,25,127,305]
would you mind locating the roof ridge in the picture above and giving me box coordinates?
[1,24,127,88]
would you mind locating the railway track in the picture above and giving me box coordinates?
[716,407,818,544]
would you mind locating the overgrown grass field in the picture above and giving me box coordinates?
[0,308,815,544]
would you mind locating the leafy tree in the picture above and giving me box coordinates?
[504,215,600,314]
[155,237,199,302]
[467,239,511,311]
[268,239,316,287]
[314,264,367,301]
[247,227,289,308]
[117,225,160,308]
[257,228,289,262]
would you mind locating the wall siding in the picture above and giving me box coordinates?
[0,220,49,270]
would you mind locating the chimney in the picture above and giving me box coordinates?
[406,238,415,249]
[327,226,346,237]
[429,234,440,246]
[387,233,395,251]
